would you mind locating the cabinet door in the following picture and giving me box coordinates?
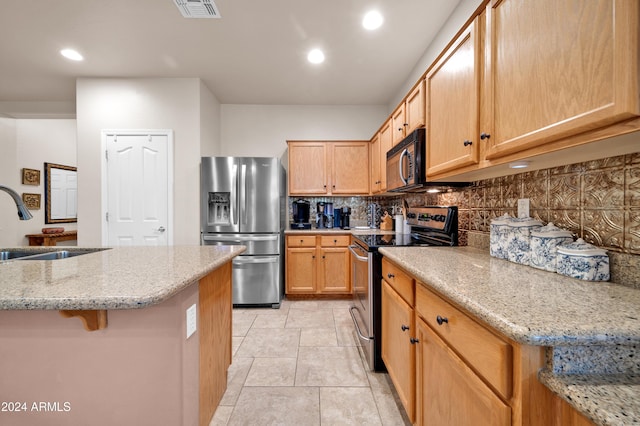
[370,134,382,194]
[426,19,480,177]
[381,281,415,422]
[484,0,639,160]
[416,319,510,426]
[406,80,425,133]
[378,119,393,192]
[391,103,407,145]
[288,142,328,195]
[318,247,350,293]
[286,248,316,293]
[331,142,369,194]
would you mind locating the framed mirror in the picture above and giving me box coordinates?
[44,162,77,224]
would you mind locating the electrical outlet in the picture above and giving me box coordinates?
[517,198,530,218]
[186,304,197,338]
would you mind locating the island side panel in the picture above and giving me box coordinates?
[0,283,199,426]
[199,261,232,426]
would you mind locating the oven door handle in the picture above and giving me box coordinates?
[348,245,368,262]
[349,306,373,341]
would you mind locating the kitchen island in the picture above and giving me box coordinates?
[0,245,245,426]
[379,246,640,426]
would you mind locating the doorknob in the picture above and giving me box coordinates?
[157,226,166,232]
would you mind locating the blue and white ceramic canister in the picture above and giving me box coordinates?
[505,217,543,265]
[530,222,573,272]
[556,239,610,281]
[489,214,513,259]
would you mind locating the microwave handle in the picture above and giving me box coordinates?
[399,148,412,185]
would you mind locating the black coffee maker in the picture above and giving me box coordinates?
[291,199,311,229]
[340,206,351,229]
[316,202,334,229]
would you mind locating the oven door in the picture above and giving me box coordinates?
[348,242,374,369]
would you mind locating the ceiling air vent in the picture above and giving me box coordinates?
[173,0,221,18]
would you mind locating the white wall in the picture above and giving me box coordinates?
[0,119,76,247]
[219,104,388,160]
[390,0,485,110]
[200,80,222,156]
[0,118,18,246]
[76,78,211,246]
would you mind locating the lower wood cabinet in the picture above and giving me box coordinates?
[416,317,510,426]
[381,280,416,423]
[286,234,351,295]
[381,257,594,426]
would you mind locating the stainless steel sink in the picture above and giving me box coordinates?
[0,249,107,261]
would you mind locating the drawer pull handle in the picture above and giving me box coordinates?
[387,273,395,279]
[410,338,420,344]
[436,315,448,325]
[401,325,409,331]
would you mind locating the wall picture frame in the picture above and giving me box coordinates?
[22,193,41,210]
[22,168,40,186]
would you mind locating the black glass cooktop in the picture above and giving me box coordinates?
[353,231,456,250]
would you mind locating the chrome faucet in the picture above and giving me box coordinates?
[0,185,33,220]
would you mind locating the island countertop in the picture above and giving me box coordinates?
[0,245,245,310]
[378,246,640,347]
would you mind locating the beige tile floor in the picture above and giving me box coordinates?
[209,298,411,426]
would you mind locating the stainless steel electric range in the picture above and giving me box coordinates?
[348,206,459,371]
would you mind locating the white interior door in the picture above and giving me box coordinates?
[103,131,173,246]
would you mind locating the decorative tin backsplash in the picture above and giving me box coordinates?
[287,152,640,286]
[428,153,640,257]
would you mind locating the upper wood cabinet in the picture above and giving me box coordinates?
[288,141,369,195]
[483,0,639,161]
[370,118,393,194]
[426,0,639,179]
[391,81,426,146]
[426,18,481,176]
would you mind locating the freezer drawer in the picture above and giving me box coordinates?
[202,233,281,255]
[232,255,282,307]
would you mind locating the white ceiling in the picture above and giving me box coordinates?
[0,0,460,108]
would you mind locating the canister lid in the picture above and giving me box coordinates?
[507,217,543,227]
[531,222,573,238]
[557,238,607,256]
[490,213,513,226]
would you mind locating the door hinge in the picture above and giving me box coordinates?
[105,150,108,161]
[105,212,109,222]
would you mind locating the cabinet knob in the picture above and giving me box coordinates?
[387,273,395,279]
[398,127,403,132]
[480,132,491,140]
[401,325,409,331]
[403,123,408,127]
[410,338,420,344]
[436,315,448,325]
[463,140,473,147]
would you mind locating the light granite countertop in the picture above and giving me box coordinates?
[285,228,397,235]
[379,246,640,426]
[379,246,640,347]
[0,245,245,310]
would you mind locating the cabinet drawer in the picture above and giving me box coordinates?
[320,235,350,247]
[415,284,512,400]
[287,235,316,247]
[381,258,414,305]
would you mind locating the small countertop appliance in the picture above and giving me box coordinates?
[291,199,311,229]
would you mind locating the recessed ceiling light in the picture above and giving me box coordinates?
[60,49,84,61]
[509,161,531,169]
[307,49,325,64]
[362,10,383,30]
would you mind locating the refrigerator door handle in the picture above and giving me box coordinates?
[231,163,238,225]
[240,163,247,225]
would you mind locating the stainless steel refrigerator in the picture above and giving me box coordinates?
[200,157,286,308]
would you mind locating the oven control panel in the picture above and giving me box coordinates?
[406,206,456,231]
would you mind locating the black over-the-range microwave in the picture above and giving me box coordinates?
[386,128,468,192]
